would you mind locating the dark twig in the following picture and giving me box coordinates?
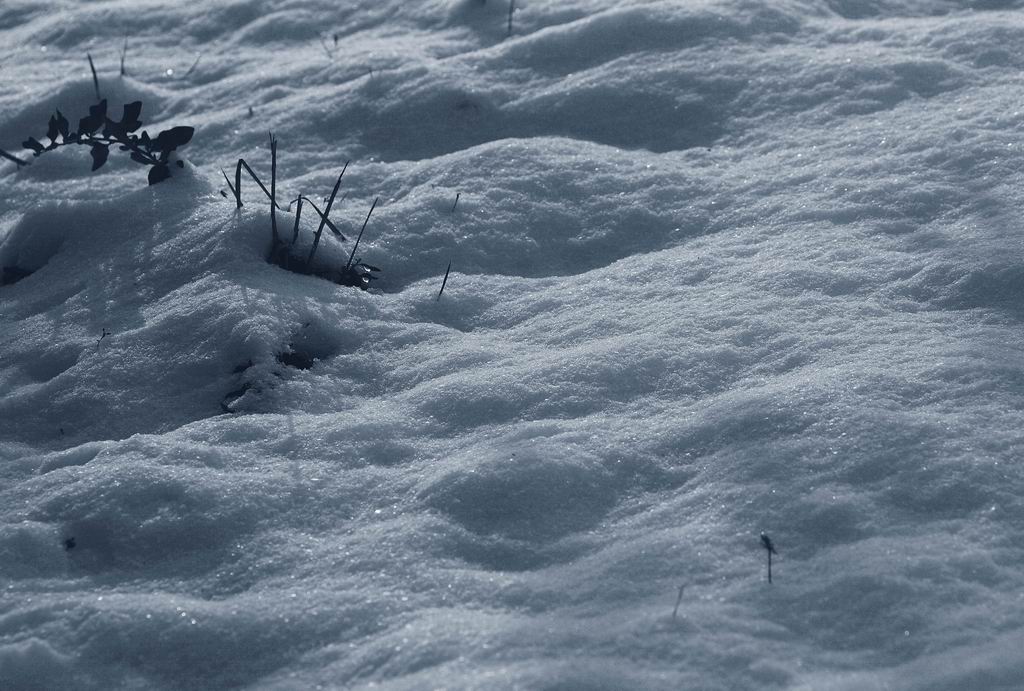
[269,133,279,245]
[87,53,101,100]
[507,0,515,37]
[96,327,111,350]
[437,260,452,301]
[318,35,334,59]
[234,156,243,207]
[229,158,286,211]
[672,584,685,620]
[345,197,379,272]
[290,195,304,246]
[760,532,777,584]
[183,53,202,78]
[0,148,27,167]
[451,192,460,213]
[293,196,345,239]
[120,33,128,76]
[307,165,348,266]
[35,132,158,166]
[221,168,236,198]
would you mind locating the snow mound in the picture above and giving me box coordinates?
[2,0,1024,689]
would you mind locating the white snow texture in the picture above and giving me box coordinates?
[2,0,1024,689]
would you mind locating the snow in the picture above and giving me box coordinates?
[2,0,1024,688]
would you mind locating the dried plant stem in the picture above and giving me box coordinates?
[120,34,128,76]
[222,169,235,197]
[183,53,202,78]
[87,53,101,100]
[437,260,452,301]
[346,197,379,272]
[226,158,342,234]
[269,133,279,245]
[37,133,159,166]
[292,196,346,240]
[228,158,285,211]
[307,165,348,266]
[291,195,304,245]
[0,148,27,167]
[318,35,334,59]
[760,533,777,584]
[672,585,685,620]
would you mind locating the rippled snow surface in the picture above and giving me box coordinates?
[3,1,1024,689]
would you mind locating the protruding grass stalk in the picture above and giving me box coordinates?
[437,260,452,301]
[269,133,279,245]
[318,35,334,59]
[307,164,348,267]
[0,148,27,167]
[183,53,202,78]
[234,158,243,208]
[120,34,128,76]
[229,158,286,211]
[87,53,101,100]
[346,196,379,272]
[760,532,777,584]
[672,584,685,620]
[291,195,304,246]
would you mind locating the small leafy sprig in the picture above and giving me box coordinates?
[20,99,194,185]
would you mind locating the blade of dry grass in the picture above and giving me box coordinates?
[437,260,452,301]
[269,133,279,245]
[231,158,285,210]
[183,53,202,78]
[307,165,348,266]
[294,196,346,239]
[120,33,128,76]
[87,53,101,99]
[346,196,379,272]
[0,148,27,167]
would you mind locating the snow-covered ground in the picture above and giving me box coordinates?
[3,0,1024,688]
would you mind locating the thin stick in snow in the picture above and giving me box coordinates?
[96,327,111,351]
[308,166,348,267]
[437,261,452,301]
[671,584,685,620]
[183,53,202,78]
[221,168,236,199]
[319,35,334,59]
[346,196,379,272]
[269,133,279,246]
[0,148,27,167]
[760,532,777,584]
[87,53,101,100]
[120,33,128,76]
[451,192,460,213]
[291,195,304,246]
